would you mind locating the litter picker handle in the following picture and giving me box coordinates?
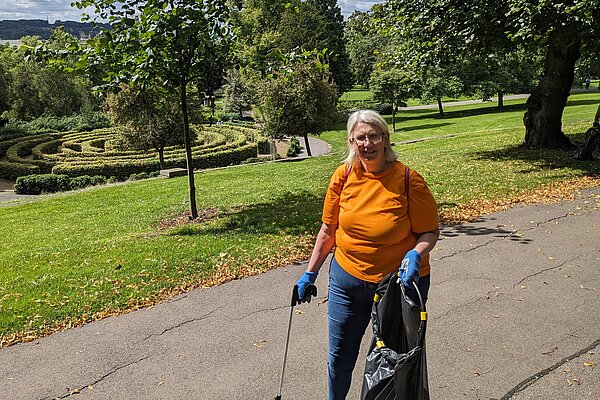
[291,284,317,306]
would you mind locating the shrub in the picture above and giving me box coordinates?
[14,174,72,195]
[69,175,107,190]
[0,161,40,180]
[5,113,110,134]
[287,137,301,157]
[257,137,271,154]
[371,103,393,115]
[14,174,108,194]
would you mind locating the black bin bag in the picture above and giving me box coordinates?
[360,272,429,400]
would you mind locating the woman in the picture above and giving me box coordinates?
[295,110,439,399]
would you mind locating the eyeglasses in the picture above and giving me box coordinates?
[351,132,384,145]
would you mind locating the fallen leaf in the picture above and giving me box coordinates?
[583,361,597,367]
[158,381,164,387]
[471,370,481,376]
[253,340,267,348]
[566,378,581,386]
[294,309,304,315]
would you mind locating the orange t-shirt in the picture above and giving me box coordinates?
[322,161,438,283]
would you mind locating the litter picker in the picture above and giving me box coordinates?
[274,284,317,400]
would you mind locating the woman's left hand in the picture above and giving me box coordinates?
[398,249,420,287]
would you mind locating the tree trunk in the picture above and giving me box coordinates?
[437,97,444,116]
[523,33,581,149]
[497,90,504,109]
[302,134,312,157]
[392,107,396,133]
[158,146,165,170]
[181,80,198,219]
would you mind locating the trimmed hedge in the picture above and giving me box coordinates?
[3,124,261,180]
[0,161,40,180]
[52,144,258,180]
[14,174,108,195]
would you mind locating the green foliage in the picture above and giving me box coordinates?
[14,174,72,194]
[258,59,338,139]
[104,84,184,165]
[5,113,110,134]
[286,136,301,156]
[0,160,39,180]
[14,173,108,194]
[221,69,252,118]
[256,137,271,154]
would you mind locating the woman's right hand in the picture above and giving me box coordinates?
[296,271,318,300]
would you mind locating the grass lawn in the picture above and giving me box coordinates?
[2,91,600,346]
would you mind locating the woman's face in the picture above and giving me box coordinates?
[350,121,388,165]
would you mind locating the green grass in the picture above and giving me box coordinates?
[2,92,600,344]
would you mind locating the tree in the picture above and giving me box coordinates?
[75,0,234,219]
[381,0,600,149]
[369,67,413,132]
[104,85,184,169]
[306,0,352,93]
[344,11,382,88]
[257,55,337,156]
[419,66,463,116]
[222,68,252,119]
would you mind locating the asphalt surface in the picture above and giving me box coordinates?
[1,184,599,399]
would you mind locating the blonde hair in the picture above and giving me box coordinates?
[343,109,398,166]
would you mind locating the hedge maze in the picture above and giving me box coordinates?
[0,124,264,181]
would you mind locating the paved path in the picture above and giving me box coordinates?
[1,186,598,399]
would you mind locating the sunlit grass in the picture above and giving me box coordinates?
[1,91,599,345]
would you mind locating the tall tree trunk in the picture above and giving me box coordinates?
[392,108,396,133]
[437,97,444,116]
[158,146,165,170]
[302,134,312,157]
[497,90,504,109]
[181,80,198,219]
[523,33,580,149]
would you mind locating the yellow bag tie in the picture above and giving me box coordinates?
[420,311,427,321]
[376,340,385,349]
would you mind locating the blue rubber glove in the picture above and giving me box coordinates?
[296,271,318,299]
[398,249,421,287]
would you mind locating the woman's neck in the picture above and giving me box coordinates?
[360,159,390,174]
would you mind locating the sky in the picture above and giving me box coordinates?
[0,0,382,23]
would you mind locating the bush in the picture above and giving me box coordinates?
[14,174,72,195]
[69,175,107,190]
[287,137,301,157]
[15,174,108,194]
[371,103,393,115]
[0,161,40,180]
[257,137,271,154]
[5,113,110,134]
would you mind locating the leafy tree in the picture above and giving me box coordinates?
[222,68,252,119]
[306,0,352,93]
[419,66,463,116]
[344,11,382,88]
[75,0,234,218]
[257,54,337,156]
[382,0,600,149]
[104,85,184,169]
[369,67,414,132]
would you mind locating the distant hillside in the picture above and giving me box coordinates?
[0,19,108,40]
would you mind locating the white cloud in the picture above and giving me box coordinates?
[0,0,384,23]
[0,0,93,23]
[339,0,382,18]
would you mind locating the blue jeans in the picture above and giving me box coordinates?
[327,257,430,400]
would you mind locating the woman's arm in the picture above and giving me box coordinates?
[305,223,338,273]
[412,228,440,257]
